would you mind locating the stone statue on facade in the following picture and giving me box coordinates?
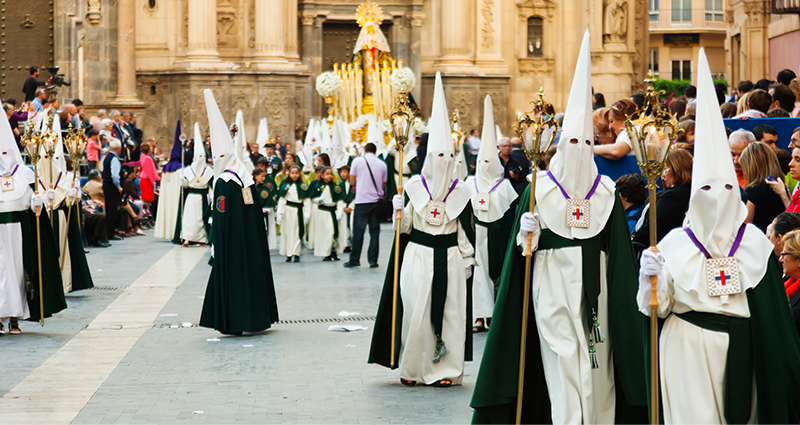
[603,0,628,44]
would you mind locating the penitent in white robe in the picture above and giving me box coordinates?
[638,223,769,424]
[0,185,32,319]
[312,185,344,257]
[154,170,182,240]
[395,198,474,385]
[337,181,354,251]
[181,167,213,244]
[277,184,310,257]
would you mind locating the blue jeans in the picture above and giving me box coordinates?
[349,202,380,265]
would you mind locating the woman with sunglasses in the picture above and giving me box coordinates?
[780,229,800,338]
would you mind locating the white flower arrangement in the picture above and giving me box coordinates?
[412,117,427,135]
[316,71,341,98]
[390,68,416,93]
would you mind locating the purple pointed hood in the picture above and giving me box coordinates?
[163,120,184,173]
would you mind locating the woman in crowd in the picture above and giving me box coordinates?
[593,92,606,109]
[593,98,638,160]
[720,102,737,118]
[592,107,614,145]
[667,98,686,121]
[633,148,693,248]
[779,229,800,337]
[120,166,146,236]
[740,142,787,232]
[767,212,800,258]
[138,142,159,212]
[277,164,310,263]
[790,78,800,117]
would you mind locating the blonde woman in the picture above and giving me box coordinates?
[790,78,800,117]
[740,141,788,231]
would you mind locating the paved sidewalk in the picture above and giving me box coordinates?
[1,225,489,424]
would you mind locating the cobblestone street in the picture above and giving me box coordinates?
[0,225,486,424]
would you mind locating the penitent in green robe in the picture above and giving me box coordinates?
[199,179,279,334]
[383,153,420,200]
[470,185,648,424]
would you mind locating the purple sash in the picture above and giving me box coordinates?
[683,224,747,259]
[546,171,602,200]
[420,176,459,202]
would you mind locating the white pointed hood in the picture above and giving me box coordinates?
[0,95,34,204]
[533,30,615,240]
[38,117,70,208]
[205,90,253,187]
[367,116,384,155]
[332,118,347,167]
[234,110,254,173]
[475,96,504,193]
[657,48,772,308]
[256,118,269,153]
[321,121,332,155]
[190,122,212,184]
[405,72,471,221]
[548,30,597,197]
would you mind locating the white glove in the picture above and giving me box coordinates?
[464,257,475,280]
[638,249,667,316]
[44,189,56,202]
[518,212,541,254]
[304,215,310,225]
[276,214,282,226]
[262,208,268,214]
[31,193,44,210]
[336,212,343,222]
[392,194,404,211]
[182,178,189,188]
[68,187,78,199]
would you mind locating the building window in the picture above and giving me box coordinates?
[148,0,157,8]
[671,60,692,80]
[527,17,544,58]
[671,0,692,23]
[649,48,659,75]
[649,0,660,21]
[705,0,724,21]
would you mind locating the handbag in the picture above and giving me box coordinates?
[364,156,393,221]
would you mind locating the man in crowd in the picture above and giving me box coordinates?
[737,80,754,100]
[22,66,45,102]
[777,69,797,86]
[123,112,143,161]
[734,89,771,119]
[31,88,46,113]
[498,137,526,195]
[467,128,481,172]
[729,128,755,188]
[344,142,387,269]
[102,140,123,241]
[769,84,795,114]
[263,143,282,175]
[753,124,779,148]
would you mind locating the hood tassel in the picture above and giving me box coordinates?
[592,308,605,344]
[433,335,449,364]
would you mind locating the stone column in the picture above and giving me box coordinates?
[436,0,473,69]
[253,0,289,67]
[184,0,220,67]
[285,0,301,63]
[113,0,143,104]
[300,13,326,116]
[407,11,424,102]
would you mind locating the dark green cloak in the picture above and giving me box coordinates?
[51,202,94,291]
[368,202,476,369]
[6,206,67,321]
[199,179,279,334]
[470,185,647,424]
[383,153,420,200]
[256,175,279,209]
[475,207,516,283]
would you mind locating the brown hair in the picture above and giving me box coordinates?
[790,78,800,102]
[747,89,772,114]
[720,102,737,118]
[668,99,687,120]
[676,120,695,143]
[740,141,784,187]
[140,143,151,154]
[606,99,638,123]
[665,148,693,186]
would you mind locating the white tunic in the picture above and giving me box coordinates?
[395,197,474,385]
[277,184,310,257]
[0,184,33,319]
[522,171,618,424]
[337,182,354,250]
[180,167,213,244]
[154,170,182,240]
[311,185,344,257]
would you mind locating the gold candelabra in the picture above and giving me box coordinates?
[21,126,46,326]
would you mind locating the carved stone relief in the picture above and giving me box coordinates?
[449,90,476,130]
[262,89,293,142]
[248,0,255,48]
[300,11,316,26]
[517,58,555,76]
[481,0,495,49]
[217,0,241,49]
[181,0,188,48]
[87,0,102,26]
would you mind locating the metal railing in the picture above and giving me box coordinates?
[649,8,727,30]
[773,0,800,13]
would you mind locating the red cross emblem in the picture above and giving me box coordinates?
[216,196,226,213]
[431,208,439,218]
[479,198,485,206]
[715,269,731,286]
[573,208,582,219]
[2,180,11,189]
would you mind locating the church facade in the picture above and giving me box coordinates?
[10,0,650,146]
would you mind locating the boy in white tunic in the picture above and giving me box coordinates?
[639,48,800,424]
[179,123,213,246]
[466,96,518,331]
[277,165,310,262]
[369,72,475,387]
